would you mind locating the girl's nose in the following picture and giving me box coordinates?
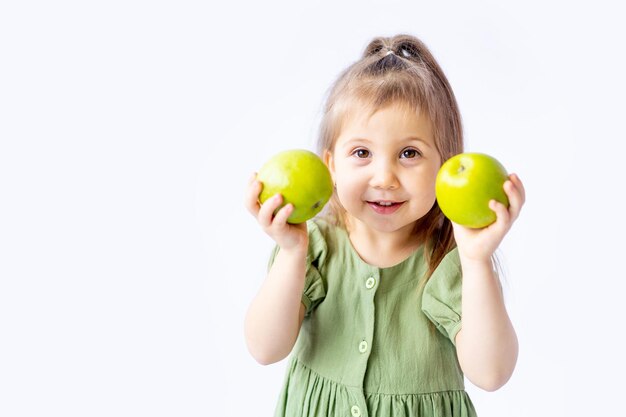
[369,165,400,190]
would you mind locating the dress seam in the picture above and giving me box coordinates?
[293,356,362,389]
[364,388,468,396]
[294,357,466,396]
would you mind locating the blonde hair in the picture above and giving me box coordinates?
[316,34,463,283]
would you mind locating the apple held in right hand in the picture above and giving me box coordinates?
[435,153,509,229]
[256,149,333,224]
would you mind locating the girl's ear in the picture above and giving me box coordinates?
[323,150,336,184]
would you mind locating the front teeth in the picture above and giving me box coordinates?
[377,202,393,206]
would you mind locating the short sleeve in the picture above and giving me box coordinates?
[421,248,463,345]
[267,220,328,317]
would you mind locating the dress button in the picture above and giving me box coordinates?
[351,405,362,417]
[365,276,376,289]
[359,340,368,353]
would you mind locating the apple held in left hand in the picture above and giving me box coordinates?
[435,153,509,229]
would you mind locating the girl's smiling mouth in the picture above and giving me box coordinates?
[366,200,405,214]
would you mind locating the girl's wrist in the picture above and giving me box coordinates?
[279,237,309,257]
[458,254,493,275]
[456,243,493,266]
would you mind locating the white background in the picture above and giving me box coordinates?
[1,1,625,416]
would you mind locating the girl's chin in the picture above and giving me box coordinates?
[352,215,417,233]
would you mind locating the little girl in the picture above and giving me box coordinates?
[244,34,525,417]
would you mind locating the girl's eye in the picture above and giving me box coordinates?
[400,148,421,159]
[353,149,370,158]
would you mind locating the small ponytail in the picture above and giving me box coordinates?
[362,35,424,61]
[393,38,422,61]
[363,39,383,57]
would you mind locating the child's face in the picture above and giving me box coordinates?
[326,103,441,235]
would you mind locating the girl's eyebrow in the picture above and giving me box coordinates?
[342,137,371,145]
[344,136,432,147]
[405,136,432,147]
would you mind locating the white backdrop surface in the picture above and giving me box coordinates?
[1,1,625,416]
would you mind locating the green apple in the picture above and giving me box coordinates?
[435,153,509,228]
[257,149,333,224]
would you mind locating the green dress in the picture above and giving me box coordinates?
[268,219,477,417]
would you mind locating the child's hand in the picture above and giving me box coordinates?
[245,172,309,252]
[451,173,526,262]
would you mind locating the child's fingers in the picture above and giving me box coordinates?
[271,203,294,228]
[510,173,526,204]
[258,193,283,228]
[489,199,511,232]
[504,177,524,221]
[244,173,262,216]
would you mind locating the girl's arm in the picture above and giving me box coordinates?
[243,174,310,365]
[452,174,526,391]
[244,245,308,365]
[455,258,518,391]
